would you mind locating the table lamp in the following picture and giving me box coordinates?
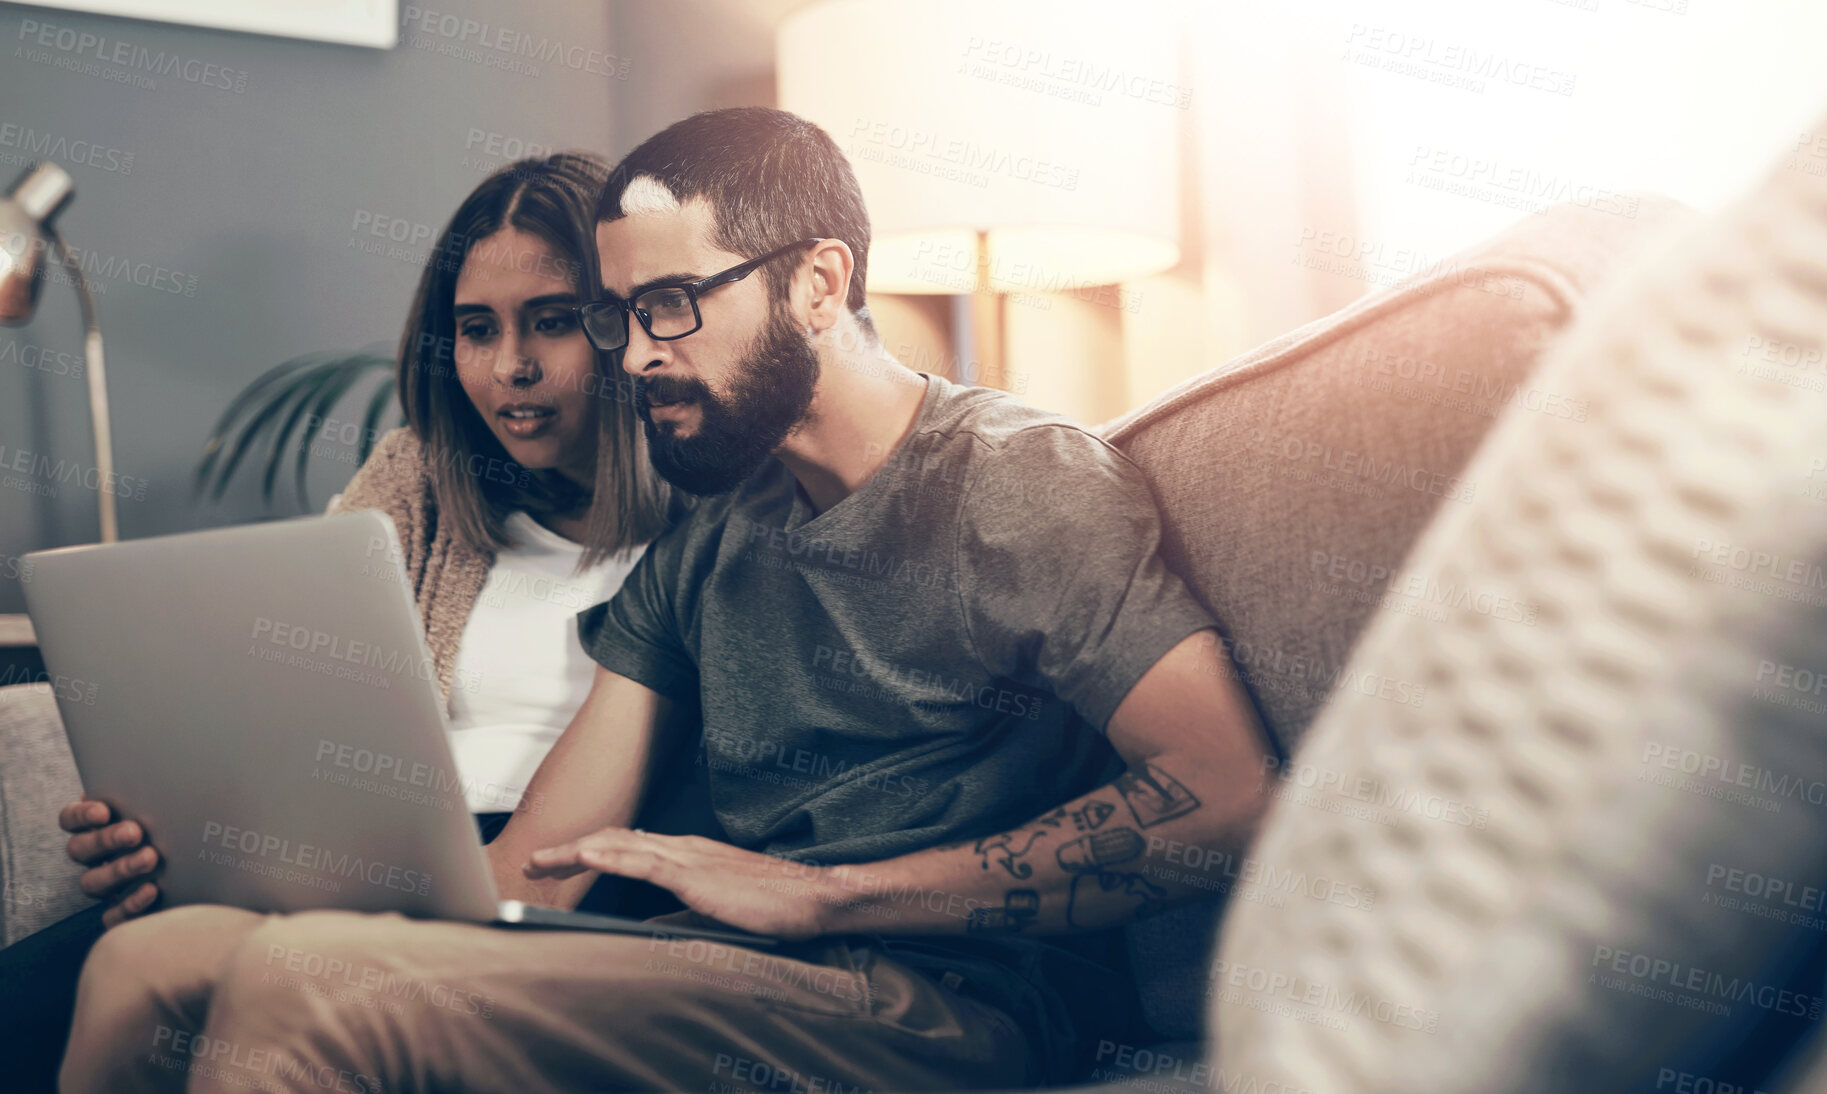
[779,0,1182,391]
[1,161,115,543]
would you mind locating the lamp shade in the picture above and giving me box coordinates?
[779,0,1183,294]
[0,161,75,324]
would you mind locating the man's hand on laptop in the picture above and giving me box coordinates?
[519,631,1275,942]
[59,795,160,928]
[524,829,839,941]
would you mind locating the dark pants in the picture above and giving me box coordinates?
[0,900,107,1093]
[0,812,684,1093]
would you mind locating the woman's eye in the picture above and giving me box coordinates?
[458,320,496,341]
[532,310,579,335]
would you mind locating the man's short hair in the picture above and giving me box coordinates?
[596,106,876,339]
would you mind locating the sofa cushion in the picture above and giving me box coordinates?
[1211,137,1827,1093]
[1098,196,1696,1040]
[0,683,89,946]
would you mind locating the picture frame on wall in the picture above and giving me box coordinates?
[13,0,399,49]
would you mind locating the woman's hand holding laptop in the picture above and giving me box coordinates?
[59,796,159,928]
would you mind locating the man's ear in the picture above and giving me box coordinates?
[805,239,855,333]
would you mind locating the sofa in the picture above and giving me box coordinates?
[0,190,1710,1089]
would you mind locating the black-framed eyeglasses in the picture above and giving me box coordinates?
[578,237,826,351]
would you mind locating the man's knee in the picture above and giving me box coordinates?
[80,903,256,996]
[212,910,504,1041]
[217,911,410,1005]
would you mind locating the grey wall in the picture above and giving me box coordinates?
[0,0,789,615]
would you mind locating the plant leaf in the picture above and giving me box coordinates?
[293,359,383,508]
[358,366,400,465]
[263,366,342,504]
[193,353,326,502]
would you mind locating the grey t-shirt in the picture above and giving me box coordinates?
[577,372,1217,1073]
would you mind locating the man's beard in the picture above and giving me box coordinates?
[635,304,820,496]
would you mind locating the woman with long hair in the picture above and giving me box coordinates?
[52,153,695,928]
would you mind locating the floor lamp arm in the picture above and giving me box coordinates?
[49,229,115,543]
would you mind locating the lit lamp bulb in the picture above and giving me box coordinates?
[0,162,75,324]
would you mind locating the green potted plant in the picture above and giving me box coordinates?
[192,346,399,511]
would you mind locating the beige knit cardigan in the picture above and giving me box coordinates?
[325,426,494,706]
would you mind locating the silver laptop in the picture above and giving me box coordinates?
[22,510,769,946]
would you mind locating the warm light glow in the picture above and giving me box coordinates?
[870,227,1180,295]
[779,0,1183,291]
[1236,0,1827,259]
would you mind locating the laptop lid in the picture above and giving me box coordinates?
[23,511,500,920]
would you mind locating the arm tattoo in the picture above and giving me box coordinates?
[975,829,1051,879]
[1055,828,1144,872]
[1066,871,1169,928]
[1073,801,1115,830]
[967,889,1040,935]
[1113,762,1201,828]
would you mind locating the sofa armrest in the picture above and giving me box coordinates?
[0,683,92,946]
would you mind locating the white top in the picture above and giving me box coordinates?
[445,510,647,812]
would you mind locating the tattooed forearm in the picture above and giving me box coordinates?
[819,753,1253,935]
[1113,761,1201,827]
